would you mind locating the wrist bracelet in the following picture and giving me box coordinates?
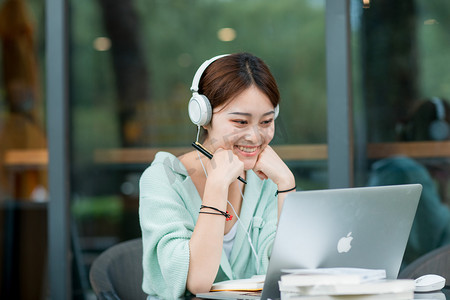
[275,186,296,196]
[200,205,233,221]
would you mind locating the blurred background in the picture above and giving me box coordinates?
[1,0,450,298]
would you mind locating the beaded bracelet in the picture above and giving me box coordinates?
[275,186,296,196]
[199,205,233,221]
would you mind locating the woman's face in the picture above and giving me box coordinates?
[204,85,276,170]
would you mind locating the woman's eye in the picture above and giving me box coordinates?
[261,119,273,126]
[233,120,248,125]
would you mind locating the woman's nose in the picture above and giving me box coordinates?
[244,125,263,143]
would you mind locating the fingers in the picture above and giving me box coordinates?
[253,146,277,173]
[253,145,292,185]
[207,148,244,184]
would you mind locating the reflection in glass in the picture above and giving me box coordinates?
[0,0,47,299]
[351,0,450,272]
[0,0,47,201]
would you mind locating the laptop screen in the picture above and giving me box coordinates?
[261,184,422,300]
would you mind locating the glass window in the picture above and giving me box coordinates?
[0,0,47,298]
[69,0,326,296]
[351,0,450,269]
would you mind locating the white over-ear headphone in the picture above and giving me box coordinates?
[188,54,279,126]
[429,97,450,141]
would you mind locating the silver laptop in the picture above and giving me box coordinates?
[197,184,422,300]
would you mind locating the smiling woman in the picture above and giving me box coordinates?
[204,86,275,171]
[139,53,296,299]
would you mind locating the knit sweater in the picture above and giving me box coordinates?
[139,152,278,299]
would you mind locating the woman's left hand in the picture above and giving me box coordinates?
[253,145,295,190]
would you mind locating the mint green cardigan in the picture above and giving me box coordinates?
[139,152,278,299]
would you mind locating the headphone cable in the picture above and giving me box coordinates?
[195,148,261,274]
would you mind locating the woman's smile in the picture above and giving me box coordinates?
[234,145,260,157]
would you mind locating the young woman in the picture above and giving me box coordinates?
[139,53,296,299]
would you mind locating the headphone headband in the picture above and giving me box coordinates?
[429,97,449,140]
[190,54,229,93]
[431,97,445,121]
[188,53,279,126]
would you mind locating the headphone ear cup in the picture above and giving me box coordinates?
[274,104,279,119]
[429,120,450,141]
[429,97,450,140]
[188,93,212,126]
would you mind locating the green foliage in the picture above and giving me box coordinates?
[72,195,123,221]
[416,0,450,98]
[141,0,327,144]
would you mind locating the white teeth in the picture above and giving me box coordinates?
[237,146,258,153]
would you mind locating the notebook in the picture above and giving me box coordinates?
[196,184,422,300]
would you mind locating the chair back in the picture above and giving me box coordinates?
[398,244,450,280]
[89,238,147,300]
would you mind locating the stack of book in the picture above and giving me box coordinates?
[210,275,265,292]
[278,268,415,300]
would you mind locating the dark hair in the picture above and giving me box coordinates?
[198,52,280,140]
[397,97,450,141]
[200,52,280,111]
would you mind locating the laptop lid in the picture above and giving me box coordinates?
[260,183,422,300]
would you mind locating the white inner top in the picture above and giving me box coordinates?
[223,221,238,259]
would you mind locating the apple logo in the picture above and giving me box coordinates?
[337,232,353,253]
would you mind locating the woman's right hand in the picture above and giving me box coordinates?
[206,148,244,186]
